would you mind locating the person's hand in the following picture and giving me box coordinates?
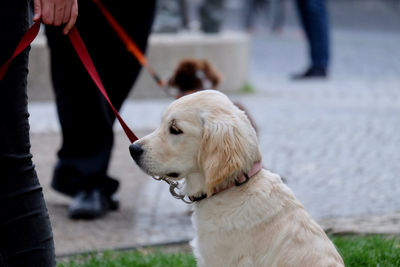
[33,0,78,35]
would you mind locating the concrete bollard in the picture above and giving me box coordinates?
[28,31,250,101]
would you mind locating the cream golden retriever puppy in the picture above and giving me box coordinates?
[130,90,344,267]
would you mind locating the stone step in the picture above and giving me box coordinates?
[27,30,250,101]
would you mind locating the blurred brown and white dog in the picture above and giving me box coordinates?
[168,58,258,132]
[168,58,222,98]
[130,90,344,267]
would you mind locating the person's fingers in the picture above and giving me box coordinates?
[62,0,73,24]
[33,0,42,22]
[63,0,78,35]
[41,1,55,25]
[53,0,66,26]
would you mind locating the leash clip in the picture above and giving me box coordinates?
[152,175,194,204]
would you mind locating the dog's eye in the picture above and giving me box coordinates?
[169,125,183,135]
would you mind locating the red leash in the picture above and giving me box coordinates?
[92,0,165,87]
[0,22,41,80]
[67,27,138,142]
[0,22,138,143]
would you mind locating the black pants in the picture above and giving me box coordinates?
[45,0,156,196]
[296,0,330,69]
[0,0,55,266]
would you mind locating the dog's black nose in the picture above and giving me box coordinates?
[129,143,143,161]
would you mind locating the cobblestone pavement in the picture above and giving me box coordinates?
[28,0,400,255]
[31,132,193,255]
[244,7,400,219]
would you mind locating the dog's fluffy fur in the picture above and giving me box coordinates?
[132,90,344,267]
[168,59,222,92]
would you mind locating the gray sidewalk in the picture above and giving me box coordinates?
[31,82,400,255]
[31,132,193,256]
[28,0,400,256]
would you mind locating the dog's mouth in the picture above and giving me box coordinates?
[166,172,180,178]
[137,167,181,181]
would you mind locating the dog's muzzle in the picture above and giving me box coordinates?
[129,143,194,204]
[129,143,143,163]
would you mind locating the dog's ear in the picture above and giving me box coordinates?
[202,60,222,88]
[169,59,201,91]
[168,71,177,87]
[198,116,249,196]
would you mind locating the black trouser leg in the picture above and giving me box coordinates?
[0,0,55,266]
[45,0,156,196]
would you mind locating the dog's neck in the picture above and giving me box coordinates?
[184,172,207,199]
[184,161,263,202]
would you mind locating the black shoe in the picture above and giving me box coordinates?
[291,67,327,80]
[51,167,119,197]
[68,189,119,220]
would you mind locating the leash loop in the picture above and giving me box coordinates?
[0,22,138,143]
[0,22,41,80]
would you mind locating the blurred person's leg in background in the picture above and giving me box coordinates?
[153,0,182,33]
[45,0,156,219]
[0,0,55,265]
[243,0,260,32]
[292,0,330,79]
[199,0,224,33]
[243,0,285,33]
[270,0,285,32]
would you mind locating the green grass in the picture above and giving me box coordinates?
[58,235,400,267]
[240,81,256,94]
[57,250,196,267]
[332,235,400,267]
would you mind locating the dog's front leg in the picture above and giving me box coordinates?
[190,238,205,267]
